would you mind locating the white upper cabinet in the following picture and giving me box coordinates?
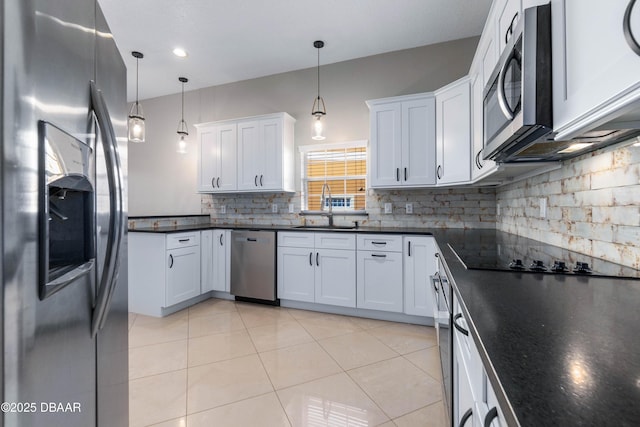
[197,123,237,192]
[367,94,436,188]
[435,77,472,185]
[494,0,523,54]
[197,112,295,193]
[552,0,640,138]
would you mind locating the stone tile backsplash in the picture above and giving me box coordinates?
[496,142,640,269]
[201,187,496,229]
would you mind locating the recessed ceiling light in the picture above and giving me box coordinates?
[173,48,188,58]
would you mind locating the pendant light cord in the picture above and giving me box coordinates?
[317,47,320,101]
[181,81,185,121]
[135,57,139,107]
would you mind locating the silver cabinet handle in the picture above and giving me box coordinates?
[211,177,216,188]
[260,174,263,186]
[216,177,220,188]
[309,252,313,266]
[219,233,224,246]
[408,240,412,257]
[255,175,258,186]
[371,254,387,258]
[178,238,190,242]
[316,252,319,266]
[168,254,174,268]
[437,165,443,179]
[396,167,400,182]
[89,81,125,338]
[371,241,387,246]
[404,167,407,181]
[624,0,640,55]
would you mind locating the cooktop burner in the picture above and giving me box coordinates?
[449,231,640,279]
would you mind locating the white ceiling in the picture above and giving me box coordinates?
[98,0,493,102]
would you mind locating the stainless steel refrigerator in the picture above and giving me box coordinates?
[1,1,128,426]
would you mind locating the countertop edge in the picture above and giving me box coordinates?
[128,224,437,235]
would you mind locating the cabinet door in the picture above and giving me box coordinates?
[198,127,218,192]
[356,251,403,312]
[217,123,238,191]
[212,229,230,292]
[436,79,471,185]
[552,0,640,135]
[402,98,436,186]
[495,0,522,54]
[259,118,283,190]
[277,246,315,302]
[454,342,476,427]
[201,230,214,293]
[403,236,437,316]
[237,121,261,191]
[166,246,201,307]
[315,249,356,308]
[369,103,402,187]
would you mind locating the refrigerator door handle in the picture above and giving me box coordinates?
[90,81,125,338]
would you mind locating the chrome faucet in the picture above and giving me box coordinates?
[320,182,333,227]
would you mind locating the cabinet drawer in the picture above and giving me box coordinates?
[315,233,356,250]
[278,231,315,248]
[166,232,200,250]
[357,234,402,252]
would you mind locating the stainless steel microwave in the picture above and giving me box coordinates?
[483,3,553,162]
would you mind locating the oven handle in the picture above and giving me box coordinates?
[453,313,469,336]
[624,0,640,56]
[496,49,519,121]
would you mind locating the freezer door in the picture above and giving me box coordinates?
[2,0,98,426]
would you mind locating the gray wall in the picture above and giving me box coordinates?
[128,37,479,216]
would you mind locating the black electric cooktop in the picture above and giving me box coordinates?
[448,231,640,279]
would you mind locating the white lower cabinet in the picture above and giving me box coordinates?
[201,230,214,293]
[166,245,201,306]
[356,234,403,312]
[277,232,356,307]
[129,231,202,317]
[315,249,356,307]
[453,291,507,427]
[403,236,437,316]
[212,229,231,292]
[278,246,315,302]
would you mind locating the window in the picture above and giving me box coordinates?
[300,141,367,212]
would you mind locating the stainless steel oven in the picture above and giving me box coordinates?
[432,253,452,425]
[483,3,552,162]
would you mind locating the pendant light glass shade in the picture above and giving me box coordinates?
[176,77,189,154]
[128,51,145,143]
[311,40,326,141]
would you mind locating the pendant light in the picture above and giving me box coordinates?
[128,51,145,143]
[311,40,326,140]
[176,77,189,154]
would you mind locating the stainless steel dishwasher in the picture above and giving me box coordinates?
[230,230,278,304]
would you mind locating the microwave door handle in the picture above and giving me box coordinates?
[624,0,640,56]
[89,81,125,338]
[497,51,516,121]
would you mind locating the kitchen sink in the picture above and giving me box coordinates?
[292,225,358,231]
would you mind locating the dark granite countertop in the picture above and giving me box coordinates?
[434,229,640,427]
[128,223,436,236]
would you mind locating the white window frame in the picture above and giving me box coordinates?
[299,140,368,213]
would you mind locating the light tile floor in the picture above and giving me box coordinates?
[128,299,446,427]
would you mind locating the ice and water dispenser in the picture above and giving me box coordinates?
[38,121,95,300]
